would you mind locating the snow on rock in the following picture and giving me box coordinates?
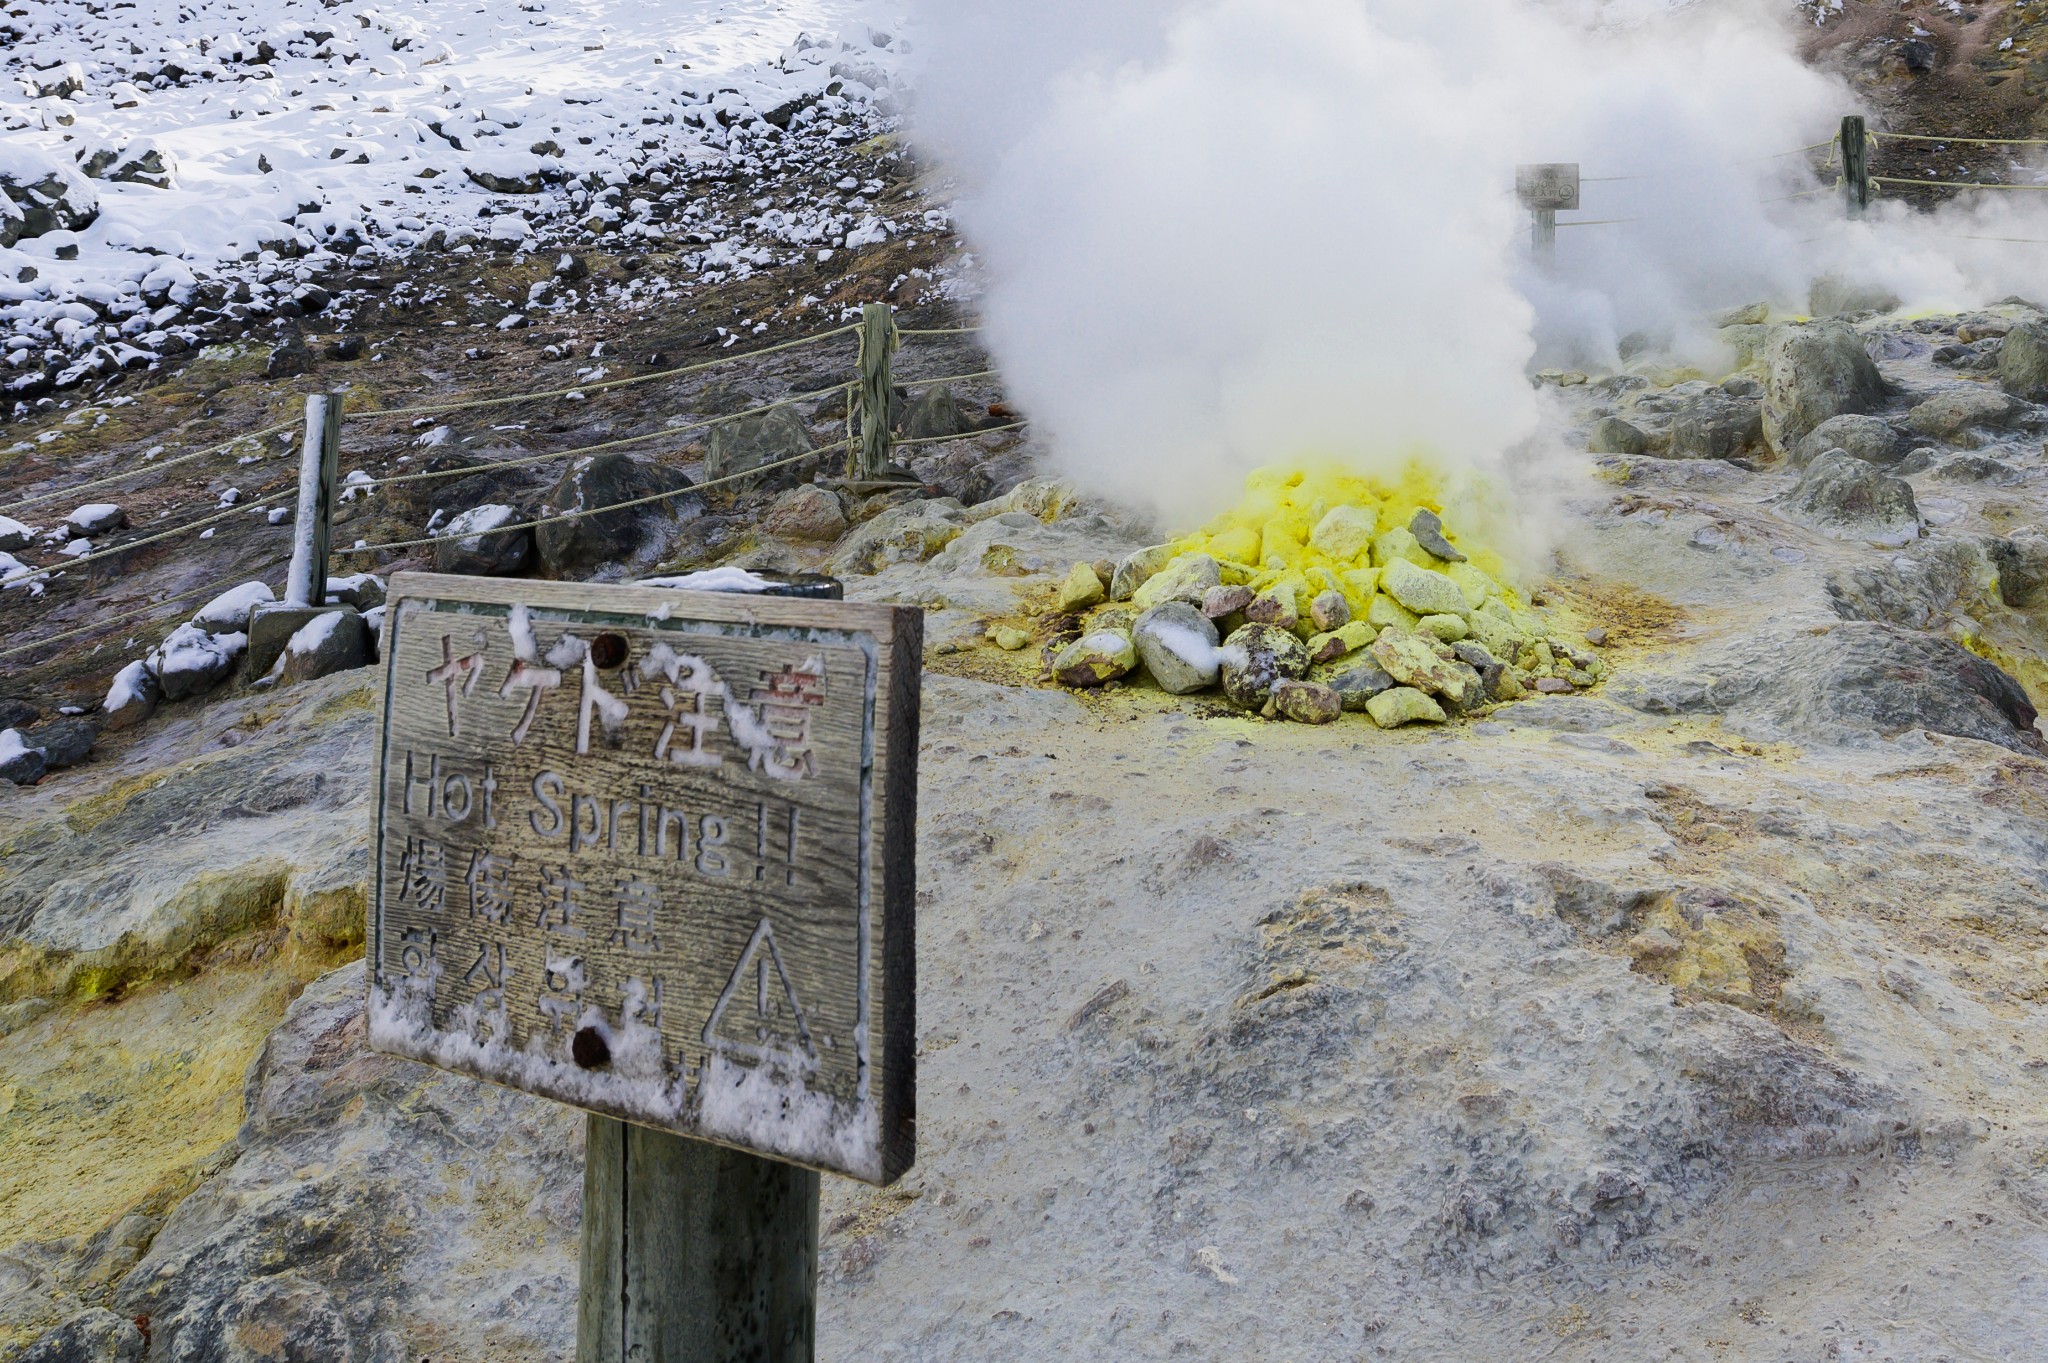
[0,514,34,551]
[0,142,100,248]
[62,502,125,536]
[147,622,244,700]
[638,565,778,593]
[0,727,46,784]
[101,658,162,731]
[190,579,275,633]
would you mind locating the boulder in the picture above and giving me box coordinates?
[1996,319,2048,402]
[1665,389,1764,462]
[277,609,371,685]
[1052,630,1135,688]
[1132,603,1220,695]
[1323,659,1397,710]
[1272,679,1341,724]
[26,716,95,770]
[534,454,696,576]
[1371,527,1433,569]
[1057,561,1107,612]
[1308,505,1377,561]
[1762,322,1886,455]
[0,146,100,248]
[1408,509,1465,562]
[1587,417,1647,455]
[191,580,276,634]
[705,404,816,489]
[1379,559,1469,619]
[898,383,970,443]
[1905,387,2023,441]
[760,485,848,542]
[1371,632,1472,705]
[1782,451,1921,546]
[0,728,45,784]
[1219,623,1309,709]
[149,623,245,700]
[1791,414,1905,467]
[827,499,966,575]
[101,659,161,731]
[1131,554,1222,611]
[1808,276,1901,318]
[13,1308,145,1363]
[435,504,533,576]
[1110,544,1174,601]
[1366,686,1447,729]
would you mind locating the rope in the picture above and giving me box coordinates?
[4,492,293,582]
[0,576,250,663]
[1869,175,2048,191]
[892,419,1028,450]
[0,419,298,517]
[342,323,858,422]
[893,368,999,388]
[1944,234,2048,245]
[1555,218,1641,227]
[1762,187,1833,203]
[359,382,854,490]
[334,438,856,557]
[1875,130,2048,146]
[1581,175,1651,183]
[897,325,984,338]
[1754,139,1837,161]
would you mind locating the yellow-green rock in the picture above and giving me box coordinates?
[1371,526,1435,569]
[1308,505,1377,561]
[1366,685,1447,728]
[1052,630,1136,687]
[1058,561,1107,612]
[1380,558,1471,619]
[991,625,1032,651]
[1366,594,1419,632]
[1444,562,1497,610]
[1417,613,1469,642]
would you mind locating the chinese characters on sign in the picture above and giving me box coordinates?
[367,574,919,1185]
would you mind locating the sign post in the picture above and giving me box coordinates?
[367,572,921,1361]
[1515,163,1580,264]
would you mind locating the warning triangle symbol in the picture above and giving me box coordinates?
[702,917,815,1068]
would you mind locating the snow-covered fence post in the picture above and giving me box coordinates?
[284,393,341,607]
[853,303,897,481]
[1841,114,1870,219]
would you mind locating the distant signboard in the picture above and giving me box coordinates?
[367,573,921,1185]
[1516,162,1581,212]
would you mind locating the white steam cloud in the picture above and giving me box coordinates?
[902,0,2048,543]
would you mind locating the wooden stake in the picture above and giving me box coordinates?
[1841,115,1870,219]
[1531,206,1556,263]
[853,303,897,482]
[285,392,341,607]
[577,1116,820,1363]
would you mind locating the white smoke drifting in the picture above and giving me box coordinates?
[902,0,2048,544]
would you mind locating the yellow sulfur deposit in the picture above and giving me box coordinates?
[1168,462,1522,621]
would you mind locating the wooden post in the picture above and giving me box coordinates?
[284,392,341,607]
[853,303,896,481]
[1841,114,1870,219]
[577,1117,820,1363]
[1531,207,1556,263]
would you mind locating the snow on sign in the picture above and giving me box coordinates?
[367,573,921,1185]
[1515,163,1581,212]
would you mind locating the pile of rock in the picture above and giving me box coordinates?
[1032,467,1605,727]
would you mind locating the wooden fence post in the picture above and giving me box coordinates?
[1531,207,1556,263]
[577,1116,821,1363]
[1841,115,1870,219]
[853,303,897,481]
[284,392,341,607]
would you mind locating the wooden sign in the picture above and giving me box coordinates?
[1515,162,1581,212]
[366,573,920,1186]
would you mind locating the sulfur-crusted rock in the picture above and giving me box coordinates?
[1370,526,1432,569]
[990,625,1032,651]
[1366,685,1447,728]
[1307,589,1350,632]
[1380,558,1470,620]
[1219,623,1309,709]
[1417,613,1470,643]
[1307,620,1374,665]
[1244,587,1299,631]
[1366,593,1420,632]
[1273,679,1341,725]
[828,499,966,575]
[1308,505,1377,561]
[1133,603,1220,695]
[1058,561,1108,612]
[1053,630,1135,688]
[1131,554,1221,610]
[1110,544,1174,600]
[1372,631,1471,705]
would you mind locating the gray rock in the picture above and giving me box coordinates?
[1781,451,1920,545]
[898,383,970,443]
[1132,603,1220,695]
[1762,322,1886,455]
[99,661,159,732]
[0,697,39,729]
[1273,679,1341,724]
[1109,544,1174,601]
[1995,318,2048,402]
[1408,509,1466,562]
[1380,559,1470,619]
[14,1308,145,1363]
[465,165,543,194]
[1307,589,1350,632]
[1219,623,1309,709]
[1808,276,1901,318]
[0,146,100,248]
[1931,454,2021,484]
[323,573,386,612]
[25,717,95,770]
[826,499,966,575]
[1905,387,2023,441]
[1666,389,1764,462]
[1202,584,1253,619]
[1324,659,1397,710]
[63,503,126,538]
[277,609,371,685]
[1587,417,1647,455]
[535,454,697,576]
[149,623,245,700]
[191,581,276,634]
[0,519,33,553]
[0,728,46,784]
[761,485,848,542]
[433,503,532,576]
[705,404,816,489]
[1791,414,1905,467]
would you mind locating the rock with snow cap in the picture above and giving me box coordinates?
[435,504,533,576]
[101,660,161,732]
[1133,603,1221,695]
[149,624,245,701]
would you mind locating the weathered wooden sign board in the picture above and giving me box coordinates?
[367,573,920,1186]
[1515,162,1581,211]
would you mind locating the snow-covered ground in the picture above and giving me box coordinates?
[1,0,921,405]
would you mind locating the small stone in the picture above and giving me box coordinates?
[1380,558,1471,619]
[0,730,46,784]
[1307,620,1374,665]
[1132,554,1222,610]
[1272,679,1341,724]
[1366,594,1419,632]
[1365,686,1446,728]
[1308,505,1377,561]
[1202,584,1254,619]
[991,625,1032,651]
[1533,676,1575,694]
[1307,590,1350,633]
[1052,630,1135,688]
[1371,632,1472,704]
[1408,509,1466,562]
[1325,659,1397,710]
[1132,603,1220,695]
[762,485,848,542]
[1585,626,1610,647]
[1057,561,1107,612]
[1219,623,1310,709]
[1110,544,1175,601]
[1417,613,1469,643]
[1588,417,1647,455]
[1450,641,1498,671]
[1244,588,1298,631]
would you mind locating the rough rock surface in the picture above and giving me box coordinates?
[1132,604,1219,696]
[1762,321,1886,454]
[1995,317,2048,401]
[433,504,533,576]
[1790,413,1905,467]
[1781,450,1921,545]
[760,485,848,542]
[533,454,696,577]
